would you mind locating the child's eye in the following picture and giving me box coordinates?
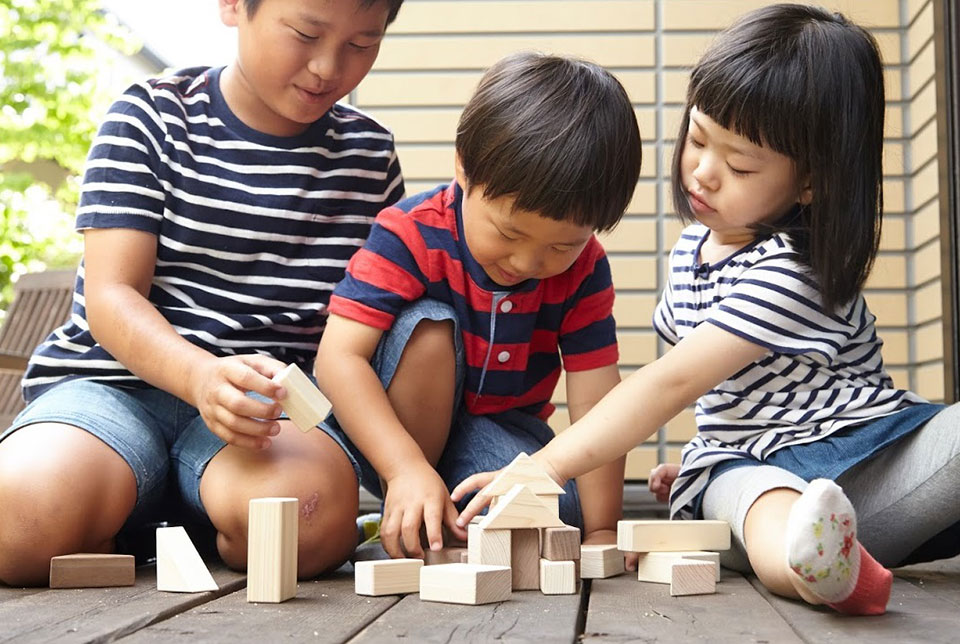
[687,135,704,148]
[497,228,516,241]
[292,28,317,41]
[552,246,575,253]
[728,165,753,177]
[349,42,377,51]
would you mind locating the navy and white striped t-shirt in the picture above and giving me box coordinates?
[23,66,404,401]
[655,224,926,519]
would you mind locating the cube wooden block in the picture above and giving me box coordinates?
[670,561,716,596]
[636,551,720,584]
[419,563,512,605]
[539,559,577,595]
[49,554,135,589]
[273,363,331,432]
[355,559,423,596]
[511,528,540,590]
[541,525,581,561]
[247,497,299,603]
[467,524,511,566]
[617,520,730,552]
[580,544,625,579]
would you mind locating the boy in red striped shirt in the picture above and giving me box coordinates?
[315,52,642,558]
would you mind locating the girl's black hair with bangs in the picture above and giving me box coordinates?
[670,4,886,312]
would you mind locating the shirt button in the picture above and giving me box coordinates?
[500,300,513,313]
[497,351,510,363]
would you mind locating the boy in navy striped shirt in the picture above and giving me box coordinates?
[315,52,643,558]
[0,0,404,586]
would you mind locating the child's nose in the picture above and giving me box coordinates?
[307,50,342,84]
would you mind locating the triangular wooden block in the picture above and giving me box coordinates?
[480,453,565,497]
[478,484,564,530]
[156,526,219,593]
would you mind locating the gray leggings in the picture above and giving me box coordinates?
[702,402,960,572]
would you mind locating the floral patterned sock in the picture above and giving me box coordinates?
[785,479,892,615]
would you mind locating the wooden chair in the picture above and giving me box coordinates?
[0,270,76,427]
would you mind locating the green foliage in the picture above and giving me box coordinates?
[0,0,137,316]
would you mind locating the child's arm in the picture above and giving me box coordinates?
[83,228,285,450]
[454,321,769,522]
[314,313,468,559]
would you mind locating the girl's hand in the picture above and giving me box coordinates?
[583,529,638,572]
[381,462,466,559]
[190,354,288,450]
[648,463,681,504]
[450,469,501,528]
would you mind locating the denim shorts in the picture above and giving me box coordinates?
[0,376,360,526]
[322,299,584,531]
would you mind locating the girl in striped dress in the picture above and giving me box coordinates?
[454,3,960,616]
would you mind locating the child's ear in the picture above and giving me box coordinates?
[219,0,242,28]
[454,152,468,190]
[798,178,813,206]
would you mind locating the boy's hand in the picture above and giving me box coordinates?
[381,461,465,559]
[449,469,501,528]
[648,463,681,504]
[190,354,287,450]
[583,529,639,572]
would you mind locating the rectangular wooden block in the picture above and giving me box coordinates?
[541,525,581,561]
[49,554,135,589]
[423,547,467,566]
[539,559,577,595]
[580,544,625,579]
[467,524,511,566]
[247,497,299,603]
[355,559,423,596]
[670,561,716,596]
[636,551,720,584]
[511,528,540,590]
[419,563,512,605]
[617,520,730,552]
[273,363,331,432]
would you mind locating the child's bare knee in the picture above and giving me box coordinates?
[407,319,455,360]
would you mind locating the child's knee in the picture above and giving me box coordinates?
[405,318,455,363]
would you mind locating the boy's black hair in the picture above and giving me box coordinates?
[456,52,642,233]
[671,3,885,312]
[242,0,404,25]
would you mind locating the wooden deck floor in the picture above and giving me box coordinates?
[2,554,958,643]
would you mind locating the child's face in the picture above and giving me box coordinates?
[679,106,812,243]
[455,161,593,287]
[219,0,389,136]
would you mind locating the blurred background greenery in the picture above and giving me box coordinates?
[0,0,137,320]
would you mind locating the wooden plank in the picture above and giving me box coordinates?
[0,564,244,644]
[582,570,803,643]
[747,575,960,643]
[352,577,584,642]
[123,566,399,642]
[896,555,960,607]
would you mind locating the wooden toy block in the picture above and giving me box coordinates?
[478,484,564,530]
[539,559,576,595]
[355,558,423,596]
[467,524,511,566]
[539,494,560,517]
[272,363,331,432]
[460,550,469,563]
[419,563,512,605]
[511,528,540,590]
[541,525,581,561]
[156,526,218,593]
[424,547,468,566]
[480,452,565,497]
[635,551,721,584]
[670,561,716,596]
[579,544,625,579]
[49,554,135,588]
[617,520,730,552]
[247,497,298,603]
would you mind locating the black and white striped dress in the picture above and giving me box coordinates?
[656,224,926,519]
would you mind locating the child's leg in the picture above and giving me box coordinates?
[0,380,171,586]
[837,402,960,566]
[198,424,361,577]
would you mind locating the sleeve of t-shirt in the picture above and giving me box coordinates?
[75,81,167,235]
[327,207,429,330]
[558,239,619,371]
[653,274,679,346]
[706,249,851,362]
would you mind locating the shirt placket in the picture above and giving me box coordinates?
[475,291,512,398]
